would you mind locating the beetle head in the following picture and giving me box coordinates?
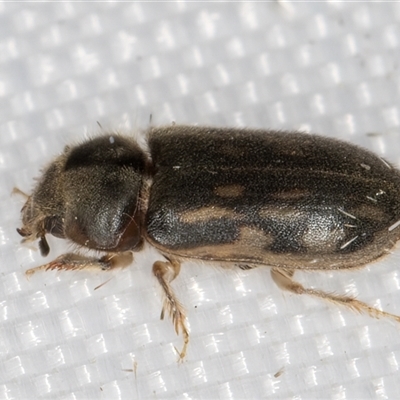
[18,135,148,256]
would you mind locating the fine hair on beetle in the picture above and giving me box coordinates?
[17,125,400,360]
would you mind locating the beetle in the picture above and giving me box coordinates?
[17,125,400,359]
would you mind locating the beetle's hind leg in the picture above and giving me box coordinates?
[25,252,134,276]
[271,268,400,323]
[152,259,189,361]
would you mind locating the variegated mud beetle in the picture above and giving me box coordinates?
[17,125,400,359]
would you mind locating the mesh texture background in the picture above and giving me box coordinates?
[1,2,400,399]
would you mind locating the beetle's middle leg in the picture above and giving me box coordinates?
[152,259,189,361]
[271,268,400,323]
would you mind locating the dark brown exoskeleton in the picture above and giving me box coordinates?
[18,126,400,359]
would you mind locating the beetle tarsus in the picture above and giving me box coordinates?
[152,259,189,360]
[271,268,400,323]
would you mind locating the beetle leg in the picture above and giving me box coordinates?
[271,268,400,323]
[26,252,133,276]
[152,259,189,361]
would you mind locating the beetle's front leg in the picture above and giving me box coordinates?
[152,259,189,361]
[26,251,134,276]
[271,268,400,323]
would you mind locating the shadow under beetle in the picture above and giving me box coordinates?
[17,125,400,359]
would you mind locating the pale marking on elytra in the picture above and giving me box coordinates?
[214,184,245,198]
[388,219,400,232]
[338,208,357,220]
[340,236,359,249]
[179,206,238,223]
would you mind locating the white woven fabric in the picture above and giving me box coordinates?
[1,3,400,399]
